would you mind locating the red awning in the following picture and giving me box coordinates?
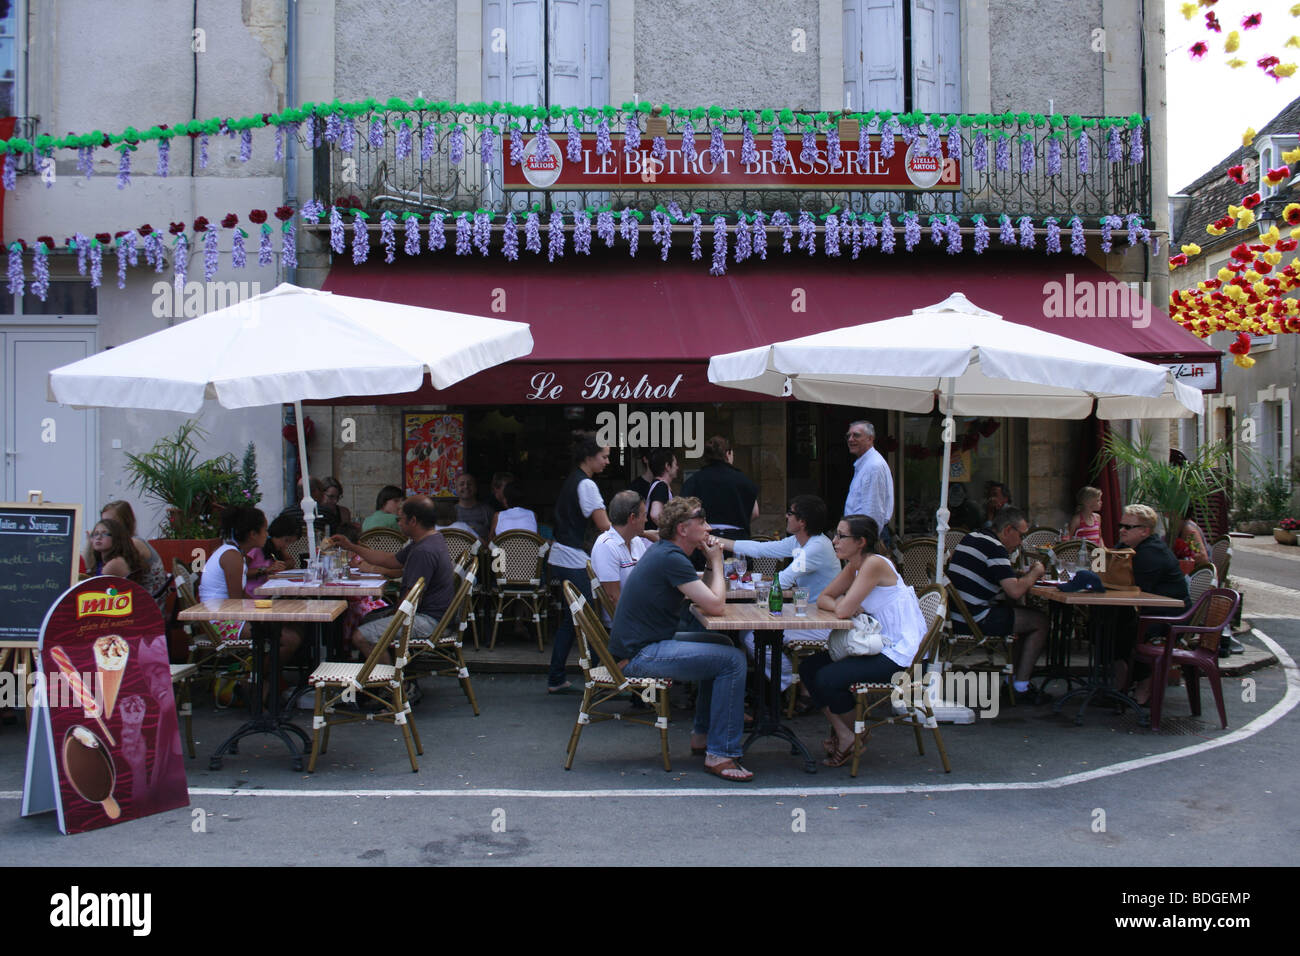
[320,248,1219,405]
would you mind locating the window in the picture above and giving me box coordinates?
[0,0,20,117]
[843,0,961,113]
[0,280,98,317]
[483,0,608,110]
[1249,398,1292,482]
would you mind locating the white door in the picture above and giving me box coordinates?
[1,330,97,508]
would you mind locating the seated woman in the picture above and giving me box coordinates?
[88,518,147,583]
[800,514,927,768]
[243,514,303,598]
[362,485,404,533]
[97,500,169,612]
[490,482,538,538]
[199,507,302,670]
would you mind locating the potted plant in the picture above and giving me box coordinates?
[1276,518,1300,546]
[1231,466,1293,536]
[1097,431,1231,542]
[124,420,248,570]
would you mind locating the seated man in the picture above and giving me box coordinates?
[590,490,651,621]
[1116,503,1192,700]
[433,499,481,540]
[330,495,456,657]
[609,497,753,782]
[720,494,840,699]
[948,506,1051,704]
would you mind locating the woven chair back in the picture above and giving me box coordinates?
[586,561,618,621]
[417,567,477,646]
[438,528,479,565]
[387,577,426,668]
[747,553,786,578]
[1188,588,1240,655]
[1209,536,1232,583]
[942,529,967,557]
[284,534,311,568]
[898,538,938,589]
[173,575,224,646]
[358,528,407,553]
[1188,563,1217,606]
[490,530,548,586]
[562,580,626,683]
[916,583,947,634]
[1022,527,1061,551]
[1050,539,1082,567]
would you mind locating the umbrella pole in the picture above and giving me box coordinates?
[294,400,319,564]
[927,379,975,725]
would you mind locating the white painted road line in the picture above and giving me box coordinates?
[3,629,1295,801]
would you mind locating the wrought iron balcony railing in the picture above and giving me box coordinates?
[310,108,1151,225]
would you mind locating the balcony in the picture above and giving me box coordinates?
[311,108,1151,225]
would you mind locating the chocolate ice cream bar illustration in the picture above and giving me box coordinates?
[93,635,130,720]
[62,725,120,820]
[48,647,116,747]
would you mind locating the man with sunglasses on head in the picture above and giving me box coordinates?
[608,496,753,782]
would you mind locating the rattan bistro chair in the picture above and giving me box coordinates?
[405,567,481,715]
[173,561,254,694]
[358,527,407,554]
[1209,535,1232,586]
[561,581,673,772]
[586,561,618,623]
[1022,527,1061,552]
[306,578,426,773]
[942,583,1017,695]
[439,528,484,648]
[897,537,938,590]
[488,531,551,651]
[1187,561,1218,607]
[170,662,199,758]
[849,584,951,776]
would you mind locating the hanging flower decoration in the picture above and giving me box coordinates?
[619,207,641,257]
[402,211,421,256]
[880,117,897,158]
[276,204,298,269]
[690,210,703,261]
[710,215,728,276]
[880,213,896,254]
[902,212,921,251]
[860,214,878,250]
[7,241,24,297]
[115,146,132,190]
[328,205,344,253]
[800,128,819,167]
[547,210,565,262]
[156,137,170,178]
[352,211,372,263]
[368,117,385,150]
[596,207,615,247]
[565,115,581,163]
[624,114,641,153]
[1044,217,1061,254]
[651,134,667,162]
[1069,216,1086,255]
[502,211,519,261]
[481,124,496,167]
[1077,128,1091,173]
[973,215,989,254]
[595,118,612,156]
[928,216,944,247]
[380,211,397,263]
[741,121,757,166]
[454,212,472,256]
[823,209,841,257]
[33,238,51,301]
[199,218,220,281]
[524,208,542,254]
[1018,216,1036,249]
[573,209,592,255]
[473,210,491,256]
[527,122,543,164]
[972,130,988,172]
[710,125,726,168]
[422,123,438,163]
[752,210,768,260]
[428,213,446,251]
[770,125,788,164]
[171,228,188,295]
[994,134,1010,172]
[797,209,817,255]
[845,212,861,259]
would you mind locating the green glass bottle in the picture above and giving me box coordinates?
[768,581,783,615]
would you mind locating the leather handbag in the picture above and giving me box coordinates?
[1097,547,1138,591]
[827,612,885,661]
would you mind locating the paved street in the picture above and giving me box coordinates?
[3,573,1297,867]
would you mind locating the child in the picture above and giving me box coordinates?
[1067,486,1105,548]
[243,514,302,598]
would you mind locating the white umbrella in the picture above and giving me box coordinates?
[709,292,1201,585]
[49,282,533,559]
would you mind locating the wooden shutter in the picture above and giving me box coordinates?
[911,0,960,113]
[548,0,608,108]
[844,0,904,112]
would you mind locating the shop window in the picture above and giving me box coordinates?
[0,1,21,118]
[0,280,98,317]
[842,0,961,113]
[901,413,1006,535]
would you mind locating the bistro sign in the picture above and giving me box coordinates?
[504,133,960,192]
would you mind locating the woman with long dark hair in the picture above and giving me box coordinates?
[545,432,611,692]
[88,517,146,581]
[801,514,926,768]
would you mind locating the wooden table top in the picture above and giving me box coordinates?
[691,603,854,631]
[254,575,388,598]
[179,599,348,623]
[0,639,40,649]
[725,587,794,601]
[1029,585,1184,609]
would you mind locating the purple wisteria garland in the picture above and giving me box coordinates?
[1044,217,1060,254]
[710,216,728,276]
[826,125,841,170]
[1077,130,1090,174]
[156,139,169,177]
[172,234,188,297]
[734,212,751,262]
[231,229,247,269]
[858,123,871,166]
[428,213,446,251]
[770,126,788,164]
[325,114,341,143]
[33,243,51,301]
[1129,125,1144,165]
[1069,216,1085,255]
[1019,135,1035,174]
[596,208,615,247]
[973,215,989,253]
[752,210,767,260]
[77,147,94,179]
[88,240,103,288]
[651,135,667,162]
[596,118,612,156]
[624,115,641,153]
[998,214,1015,245]
[619,208,639,257]
[1046,136,1062,176]
[880,213,895,254]
[455,213,472,256]
[947,128,960,160]
[846,213,861,259]
[368,118,385,150]
[352,213,371,263]
[823,211,840,257]
[690,212,703,260]
[300,199,324,223]
[903,213,921,252]
[275,123,285,162]
[240,129,253,162]
[481,125,496,167]
[652,209,672,261]
[381,212,397,263]
[800,129,819,168]
[566,115,582,163]
[994,135,1010,172]
[403,213,421,256]
[502,211,519,261]
[7,243,23,297]
[929,216,944,247]
[880,118,897,159]
[473,211,491,256]
[116,236,130,288]
[143,232,164,272]
[741,122,757,166]
[280,221,297,269]
[1017,216,1035,249]
[548,210,565,262]
[203,227,219,281]
[525,122,541,164]
[330,206,345,253]
[339,117,356,153]
[945,216,962,254]
[1107,127,1122,163]
[199,135,210,168]
[259,225,274,266]
[680,120,697,165]
[860,215,878,250]
[74,232,88,275]
[797,210,816,255]
[771,210,793,253]
[710,125,725,167]
[395,122,412,161]
[115,149,130,189]
[423,123,438,163]
[509,125,523,165]
[972,130,988,172]
[524,210,541,254]
[449,125,465,165]
[573,210,592,255]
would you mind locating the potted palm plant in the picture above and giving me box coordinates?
[124,420,251,570]
[1097,431,1232,548]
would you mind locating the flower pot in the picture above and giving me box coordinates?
[1274,528,1298,546]
[1236,520,1276,536]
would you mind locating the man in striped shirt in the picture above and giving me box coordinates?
[948,506,1051,704]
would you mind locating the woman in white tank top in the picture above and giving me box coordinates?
[800,514,926,768]
[489,481,539,538]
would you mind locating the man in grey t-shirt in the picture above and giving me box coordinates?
[609,497,752,782]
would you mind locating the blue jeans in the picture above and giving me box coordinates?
[548,564,592,688]
[623,634,748,759]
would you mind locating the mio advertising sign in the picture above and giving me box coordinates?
[503,133,960,192]
[22,577,189,834]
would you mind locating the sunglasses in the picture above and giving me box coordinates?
[1117,522,1147,531]
[689,510,707,522]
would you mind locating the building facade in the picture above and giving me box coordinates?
[3,0,1206,539]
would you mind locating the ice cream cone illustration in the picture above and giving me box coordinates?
[48,646,116,747]
[93,635,130,720]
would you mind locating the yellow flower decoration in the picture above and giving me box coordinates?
[1260,225,1282,245]
[1218,266,1234,281]
[1227,57,1247,68]
[1237,208,1257,227]
[1181,2,1197,18]
[1288,36,1300,49]
[1263,250,1283,266]
[1207,222,1227,235]
[1243,127,1256,146]
[1233,353,1255,369]
[1293,3,1300,15]
[1225,31,1240,53]
[1276,63,1299,78]
[1227,203,1242,217]
[1285,146,1300,164]
[1181,242,1202,256]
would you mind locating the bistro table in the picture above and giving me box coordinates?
[253,572,390,599]
[690,603,851,773]
[1029,585,1184,726]
[179,598,346,771]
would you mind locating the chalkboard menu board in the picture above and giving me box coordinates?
[0,502,82,642]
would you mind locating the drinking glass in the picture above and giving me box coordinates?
[734,556,746,578]
[755,584,771,608]
[793,587,810,616]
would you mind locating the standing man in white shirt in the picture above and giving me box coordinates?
[844,420,895,548]
[590,490,652,619]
